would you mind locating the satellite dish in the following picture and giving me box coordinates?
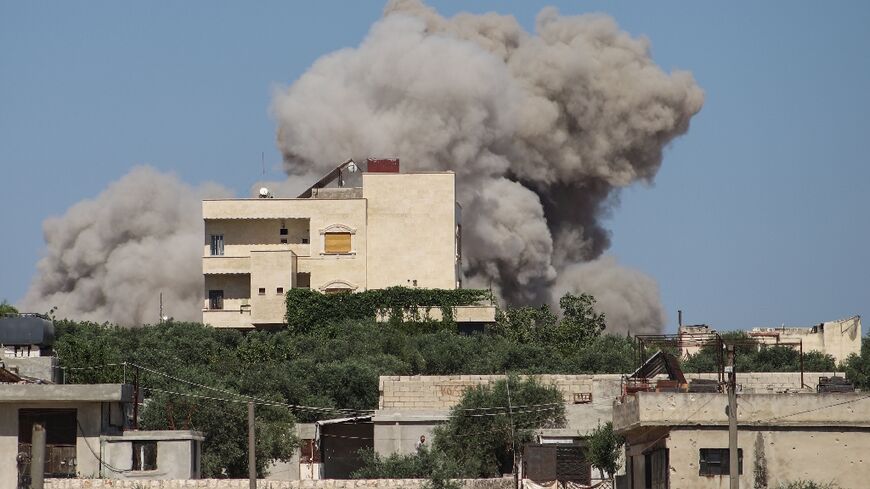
[259,187,270,198]
[347,160,358,173]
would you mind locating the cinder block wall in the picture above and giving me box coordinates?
[378,374,623,409]
[378,372,842,409]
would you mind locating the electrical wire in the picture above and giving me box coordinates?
[129,362,373,415]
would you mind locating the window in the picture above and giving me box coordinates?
[699,448,742,476]
[208,290,224,310]
[132,441,158,471]
[302,238,309,244]
[645,448,669,489]
[280,238,288,244]
[209,235,224,256]
[324,232,352,254]
[258,288,266,295]
[279,228,288,236]
[276,287,284,294]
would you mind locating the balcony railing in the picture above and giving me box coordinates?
[202,255,251,275]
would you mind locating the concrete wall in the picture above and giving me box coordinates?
[624,426,870,489]
[613,392,870,431]
[101,430,203,480]
[250,251,296,326]
[657,427,870,489]
[0,355,58,383]
[378,373,836,411]
[363,173,459,290]
[45,480,514,489]
[378,375,624,410]
[0,402,103,489]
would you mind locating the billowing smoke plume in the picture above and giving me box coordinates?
[21,166,231,326]
[272,0,703,333]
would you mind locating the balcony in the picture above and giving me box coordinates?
[202,309,253,329]
[202,255,250,275]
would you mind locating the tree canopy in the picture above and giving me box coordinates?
[0,300,18,315]
[48,287,857,478]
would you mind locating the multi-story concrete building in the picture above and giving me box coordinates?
[201,160,464,329]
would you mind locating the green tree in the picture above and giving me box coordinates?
[841,337,870,390]
[585,422,624,480]
[433,375,566,477]
[492,305,557,344]
[556,293,606,345]
[0,300,18,315]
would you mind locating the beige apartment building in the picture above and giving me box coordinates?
[201,160,463,328]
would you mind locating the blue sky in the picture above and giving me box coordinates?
[2,1,869,332]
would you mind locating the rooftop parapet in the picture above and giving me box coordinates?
[613,391,870,433]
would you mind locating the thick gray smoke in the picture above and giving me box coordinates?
[272,0,703,333]
[21,166,231,326]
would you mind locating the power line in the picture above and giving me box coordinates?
[130,362,372,415]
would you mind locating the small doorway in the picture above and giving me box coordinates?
[18,408,78,482]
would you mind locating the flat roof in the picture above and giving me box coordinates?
[0,383,133,403]
[102,430,205,442]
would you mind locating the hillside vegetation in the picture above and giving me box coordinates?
[48,288,861,477]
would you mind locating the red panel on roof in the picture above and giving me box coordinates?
[366,158,400,173]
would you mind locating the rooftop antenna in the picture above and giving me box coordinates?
[261,152,265,177]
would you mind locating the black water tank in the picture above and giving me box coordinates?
[0,314,55,346]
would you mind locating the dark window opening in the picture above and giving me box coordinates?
[132,441,158,471]
[296,273,311,289]
[699,448,742,476]
[279,228,288,236]
[280,238,288,244]
[209,235,224,256]
[277,287,284,294]
[302,238,309,244]
[208,290,224,310]
[18,409,77,478]
[258,288,266,295]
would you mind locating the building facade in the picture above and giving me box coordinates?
[202,164,463,328]
[678,316,862,363]
[613,391,870,489]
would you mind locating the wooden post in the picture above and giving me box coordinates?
[31,422,46,489]
[727,345,739,489]
[249,402,256,489]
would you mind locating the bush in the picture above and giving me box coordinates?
[285,287,491,333]
[776,481,841,489]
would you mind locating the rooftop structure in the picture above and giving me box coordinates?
[202,159,466,328]
[677,315,862,363]
[613,391,870,489]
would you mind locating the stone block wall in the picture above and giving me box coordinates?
[45,479,513,489]
[378,374,623,409]
[378,372,842,409]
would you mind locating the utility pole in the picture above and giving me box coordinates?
[132,365,140,430]
[726,345,739,489]
[505,374,518,489]
[31,422,46,489]
[159,292,163,324]
[248,402,256,489]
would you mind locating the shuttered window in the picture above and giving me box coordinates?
[324,232,352,254]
